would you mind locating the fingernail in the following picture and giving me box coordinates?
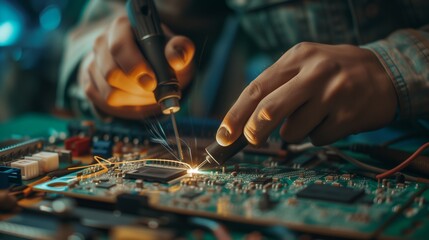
[216,126,231,146]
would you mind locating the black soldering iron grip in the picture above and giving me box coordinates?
[205,134,248,166]
[126,0,181,109]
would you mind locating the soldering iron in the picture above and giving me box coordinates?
[196,134,249,170]
[127,0,248,167]
[127,0,183,160]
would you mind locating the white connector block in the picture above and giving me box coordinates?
[11,160,40,180]
[31,151,59,173]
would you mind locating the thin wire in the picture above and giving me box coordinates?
[148,120,179,160]
[325,146,386,173]
[68,156,192,180]
[180,138,193,166]
[376,142,429,179]
[325,146,429,184]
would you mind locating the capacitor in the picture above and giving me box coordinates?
[314,180,323,184]
[382,179,388,188]
[259,192,275,210]
[136,179,144,189]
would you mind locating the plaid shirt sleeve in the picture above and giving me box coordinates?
[363,25,429,119]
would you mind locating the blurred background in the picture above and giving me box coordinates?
[0,0,86,122]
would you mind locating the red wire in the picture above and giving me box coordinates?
[376,142,429,180]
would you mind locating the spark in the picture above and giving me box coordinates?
[187,168,201,175]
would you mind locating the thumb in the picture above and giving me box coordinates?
[165,36,195,71]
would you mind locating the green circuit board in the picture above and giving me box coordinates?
[34,150,429,239]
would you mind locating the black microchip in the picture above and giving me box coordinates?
[296,184,365,204]
[252,177,272,185]
[96,183,116,189]
[125,166,187,183]
[181,191,202,200]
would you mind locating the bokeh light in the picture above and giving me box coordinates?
[39,5,62,31]
[0,1,24,46]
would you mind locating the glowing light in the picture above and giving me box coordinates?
[0,1,24,46]
[0,21,21,46]
[187,168,201,175]
[39,5,61,30]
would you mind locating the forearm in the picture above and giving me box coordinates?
[363,25,429,119]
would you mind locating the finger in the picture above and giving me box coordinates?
[279,97,328,143]
[107,69,155,95]
[107,88,157,107]
[308,116,348,146]
[89,55,157,107]
[107,16,149,75]
[93,32,121,84]
[107,16,157,92]
[243,74,309,145]
[85,82,160,119]
[93,31,155,94]
[216,63,300,146]
[88,55,112,100]
[165,36,195,71]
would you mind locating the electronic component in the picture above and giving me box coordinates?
[251,177,272,185]
[64,136,91,156]
[53,149,73,163]
[96,183,116,189]
[0,166,22,189]
[181,191,202,200]
[92,140,114,158]
[31,151,59,173]
[135,179,144,189]
[291,153,317,169]
[11,160,39,180]
[0,138,44,165]
[125,166,187,183]
[259,193,277,211]
[296,184,365,204]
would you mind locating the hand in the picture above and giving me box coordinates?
[216,42,398,146]
[79,15,195,119]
